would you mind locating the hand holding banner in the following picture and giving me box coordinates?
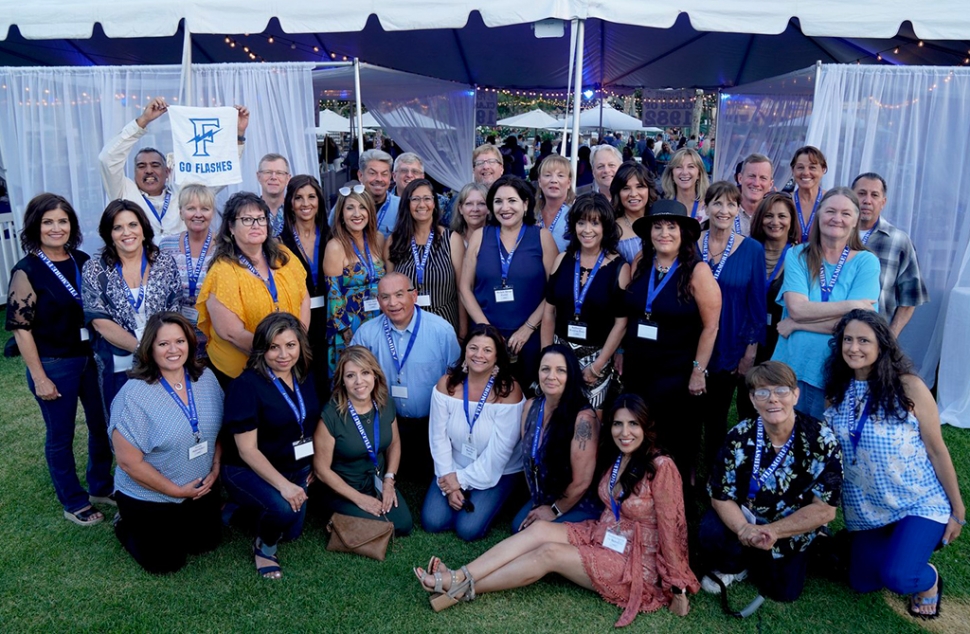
[168,106,242,187]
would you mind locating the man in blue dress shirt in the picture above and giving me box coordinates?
[351,272,460,482]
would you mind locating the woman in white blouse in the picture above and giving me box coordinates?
[422,323,525,541]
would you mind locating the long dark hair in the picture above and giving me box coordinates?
[129,312,204,383]
[824,309,914,416]
[563,193,620,257]
[388,178,443,266]
[445,323,516,399]
[750,192,799,246]
[210,192,290,270]
[247,312,312,382]
[610,161,659,219]
[282,174,329,239]
[632,219,700,303]
[535,345,593,498]
[486,175,537,226]
[98,199,159,267]
[21,193,82,253]
[599,394,662,502]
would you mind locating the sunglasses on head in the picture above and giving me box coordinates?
[339,184,366,196]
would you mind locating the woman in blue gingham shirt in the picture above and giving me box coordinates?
[825,310,964,620]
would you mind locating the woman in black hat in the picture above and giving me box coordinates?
[620,199,721,487]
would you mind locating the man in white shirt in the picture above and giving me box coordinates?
[737,153,774,236]
[99,97,249,241]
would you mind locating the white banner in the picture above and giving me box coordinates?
[168,106,241,187]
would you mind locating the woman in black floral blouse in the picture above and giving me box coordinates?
[700,360,843,603]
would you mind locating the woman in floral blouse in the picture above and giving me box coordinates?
[701,360,842,603]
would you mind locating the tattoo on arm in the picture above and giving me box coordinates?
[574,417,593,451]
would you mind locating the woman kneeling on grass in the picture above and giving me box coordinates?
[414,394,698,627]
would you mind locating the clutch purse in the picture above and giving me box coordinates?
[326,512,393,561]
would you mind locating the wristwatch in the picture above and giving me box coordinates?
[383,472,396,481]
[551,502,563,518]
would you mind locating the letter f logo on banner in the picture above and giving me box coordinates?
[188,118,222,157]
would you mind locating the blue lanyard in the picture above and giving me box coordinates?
[747,418,794,502]
[496,225,526,286]
[142,191,171,224]
[382,308,422,381]
[767,244,790,285]
[608,455,623,521]
[410,230,435,288]
[351,239,377,282]
[690,200,699,219]
[35,251,82,305]
[159,370,201,443]
[795,188,822,242]
[734,214,742,234]
[239,254,279,305]
[377,197,392,230]
[848,385,873,455]
[644,258,679,316]
[270,370,308,438]
[183,230,212,299]
[820,246,850,302]
[114,252,148,311]
[348,400,381,471]
[530,398,547,465]
[702,231,736,281]
[293,227,321,287]
[539,203,568,232]
[463,375,496,436]
[573,251,606,319]
[861,227,875,246]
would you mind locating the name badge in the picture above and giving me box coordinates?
[602,529,628,553]
[494,286,515,303]
[416,294,432,307]
[567,321,588,341]
[182,306,199,324]
[293,438,314,460]
[637,320,658,340]
[391,384,409,399]
[310,295,326,310]
[188,440,209,460]
[461,442,478,460]
[79,327,90,342]
[135,327,146,342]
[374,474,384,494]
[741,504,758,525]
[766,313,773,326]
[363,298,380,313]
[113,354,133,373]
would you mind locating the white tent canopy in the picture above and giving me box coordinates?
[316,108,350,133]
[578,102,649,131]
[497,108,559,129]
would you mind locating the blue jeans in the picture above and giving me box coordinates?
[511,499,601,533]
[795,380,825,421]
[27,355,113,512]
[421,472,518,541]
[94,352,130,422]
[222,464,310,546]
[849,516,946,595]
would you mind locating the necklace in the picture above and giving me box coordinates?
[174,381,184,391]
[656,264,670,274]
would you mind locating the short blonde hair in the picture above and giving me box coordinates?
[537,154,576,206]
[473,144,502,164]
[178,183,215,211]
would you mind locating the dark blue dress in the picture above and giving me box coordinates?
[709,237,766,373]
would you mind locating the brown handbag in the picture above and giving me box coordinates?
[326,513,393,561]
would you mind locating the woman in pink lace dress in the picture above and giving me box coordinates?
[414,393,699,627]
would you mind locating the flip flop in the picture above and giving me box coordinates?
[63,506,104,526]
[253,540,282,580]
[909,569,942,620]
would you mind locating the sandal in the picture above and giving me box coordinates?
[253,539,282,580]
[413,556,444,594]
[430,565,475,612]
[909,568,942,620]
[89,494,117,508]
[63,506,104,526]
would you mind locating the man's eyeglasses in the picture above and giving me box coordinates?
[236,216,268,227]
[258,170,289,178]
[339,184,366,196]
[751,386,792,401]
[473,159,501,168]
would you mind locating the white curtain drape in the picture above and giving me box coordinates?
[0,62,317,247]
[806,66,970,413]
[312,64,475,191]
[713,66,817,184]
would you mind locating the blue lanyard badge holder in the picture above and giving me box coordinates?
[568,251,606,342]
[411,232,434,307]
[638,259,679,341]
[602,455,628,554]
[494,226,525,304]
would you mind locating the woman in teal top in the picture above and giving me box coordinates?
[771,187,880,420]
[314,346,413,535]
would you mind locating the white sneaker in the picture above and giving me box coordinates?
[701,569,749,594]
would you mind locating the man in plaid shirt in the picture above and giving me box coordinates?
[852,173,929,336]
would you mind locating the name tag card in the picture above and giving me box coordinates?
[79,328,90,342]
[293,438,314,460]
[567,321,588,341]
[494,286,515,303]
[363,298,380,312]
[461,442,478,460]
[135,327,146,342]
[766,313,773,326]
[416,294,432,307]
[602,530,628,553]
[182,307,200,324]
[637,320,658,340]
[113,354,133,373]
[188,440,209,460]
[310,295,326,310]
[374,475,384,493]
[391,384,409,399]
[741,504,758,525]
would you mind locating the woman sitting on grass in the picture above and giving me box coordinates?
[414,393,698,627]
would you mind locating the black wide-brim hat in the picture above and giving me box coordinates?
[632,199,701,243]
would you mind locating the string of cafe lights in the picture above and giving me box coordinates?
[850,39,970,66]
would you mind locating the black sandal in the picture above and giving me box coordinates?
[63,506,104,526]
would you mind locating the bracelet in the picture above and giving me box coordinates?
[692,360,708,377]
[952,514,967,526]
[383,472,395,481]
[589,364,604,378]
[237,135,246,142]
[525,321,538,331]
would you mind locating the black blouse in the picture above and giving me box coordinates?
[222,368,321,472]
[546,254,624,346]
[5,250,92,358]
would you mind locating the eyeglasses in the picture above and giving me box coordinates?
[410,196,435,205]
[396,168,423,176]
[751,386,792,401]
[258,170,289,178]
[339,184,366,196]
[236,216,268,227]
[473,159,501,168]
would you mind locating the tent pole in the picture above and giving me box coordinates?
[569,20,585,190]
[560,18,578,157]
[354,58,364,155]
[179,21,192,106]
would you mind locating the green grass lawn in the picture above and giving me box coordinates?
[1,310,966,633]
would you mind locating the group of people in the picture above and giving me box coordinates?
[6,96,962,627]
